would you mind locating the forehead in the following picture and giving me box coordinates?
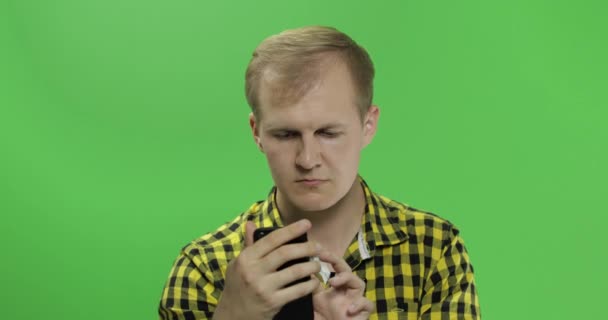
[257,61,360,129]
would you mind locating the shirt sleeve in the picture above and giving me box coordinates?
[158,246,221,320]
[419,229,481,319]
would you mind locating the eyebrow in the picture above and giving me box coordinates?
[266,123,346,132]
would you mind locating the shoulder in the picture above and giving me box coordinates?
[371,192,471,276]
[375,193,461,246]
[179,201,264,268]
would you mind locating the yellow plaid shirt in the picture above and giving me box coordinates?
[159,178,480,319]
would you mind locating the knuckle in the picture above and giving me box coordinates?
[252,283,273,307]
[234,267,253,284]
[302,261,319,276]
[307,242,319,254]
[260,293,278,310]
[272,247,287,261]
[252,283,264,297]
[358,277,366,288]
[275,246,290,261]
[293,282,309,297]
[241,272,254,286]
[294,263,311,276]
[268,230,289,247]
[234,254,247,267]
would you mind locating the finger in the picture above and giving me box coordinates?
[269,260,321,290]
[245,221,256,247]
[273,277,319,307]
[263,241,320,272]
[318,249,351,273]
[347,296,375,316]
[254,220,312,258]
[328,271,365,291]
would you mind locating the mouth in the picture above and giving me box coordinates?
[296,179,327,187]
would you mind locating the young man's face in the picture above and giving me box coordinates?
[250,61,379,213]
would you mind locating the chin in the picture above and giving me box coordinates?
[292,193,337,212]
[277,179,353,213]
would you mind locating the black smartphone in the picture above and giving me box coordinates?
[253,227,314,320]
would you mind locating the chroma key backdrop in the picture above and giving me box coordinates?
[1,1,606,319]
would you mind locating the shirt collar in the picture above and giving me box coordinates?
[249,187,284,229]
[250,176,409,265]
[344,177,409,268]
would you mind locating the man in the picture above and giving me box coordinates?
[159,26,480,319]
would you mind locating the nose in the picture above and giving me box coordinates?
[295,134,321,170]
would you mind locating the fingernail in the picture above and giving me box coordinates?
[348,303,357,312]
[315,242,323,251]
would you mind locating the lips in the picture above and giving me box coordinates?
[296,179,327,187]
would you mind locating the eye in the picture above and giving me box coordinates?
[273,131,298,139]
[318,130,340,138]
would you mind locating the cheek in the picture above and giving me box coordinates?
[321,137,361,165]
[264,144,294,171]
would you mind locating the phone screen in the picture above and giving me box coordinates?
[253,227,314,320]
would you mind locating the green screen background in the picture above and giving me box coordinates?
[1,1,606,319]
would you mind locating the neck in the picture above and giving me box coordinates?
[276,179,366,257]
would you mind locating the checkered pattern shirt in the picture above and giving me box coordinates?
[158,178,480,319]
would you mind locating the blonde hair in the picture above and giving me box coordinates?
[245,26,375,120]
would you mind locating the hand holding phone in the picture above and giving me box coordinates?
[212,220,320,320]
[254,227,314,320]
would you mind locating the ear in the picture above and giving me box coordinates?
[249,112,264,152]
[362,105,380,148]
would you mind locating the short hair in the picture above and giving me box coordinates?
[245,26,375,121]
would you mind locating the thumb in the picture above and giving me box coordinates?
[245,221,256,247]
[312,276,325,295]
